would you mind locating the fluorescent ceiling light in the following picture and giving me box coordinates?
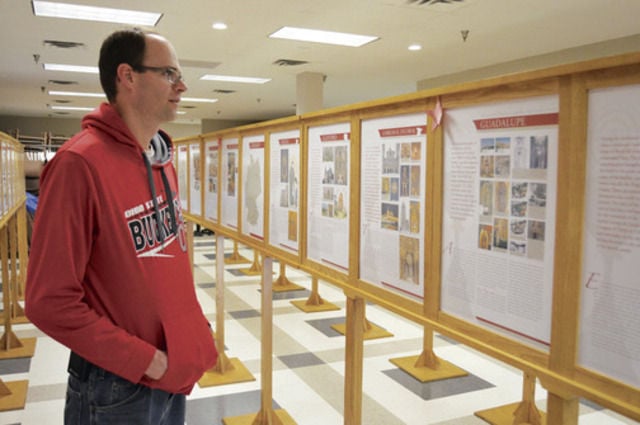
[32,1,162,26]
[181,97,219,103]
[48,90,104,98]
[200,75,271,84]
[44,63,99,74]
[408,44,422,51]
[212,22,227,30]
[269,26,378,47]
[49,105,95,111]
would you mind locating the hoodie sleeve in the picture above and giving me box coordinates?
[25,150,156,383]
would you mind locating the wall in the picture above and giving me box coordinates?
[417,34,640,90]
[0,114,201,140]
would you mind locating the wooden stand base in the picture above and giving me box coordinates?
[198,357,256,387]
[223,408,296,425]
[331,322,393,340]
[10,316,30,325]
[389,354,468,382]
[0,337,36,360]
[272,278,304,293]
[475,401,546,425]
[0,380,29,412]
[290,298,340,312]
[225,252,251,265]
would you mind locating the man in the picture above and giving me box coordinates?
[25,29,217,424]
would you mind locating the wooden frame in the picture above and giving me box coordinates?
[173,52,640,424]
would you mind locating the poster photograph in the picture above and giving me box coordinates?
[359,113,427,299]
[176,145,188,211]
[204,138,219,222]
[189,143,201,216]
[307,122,351,272]
[441,95,559,348]
[269,129,300,253]
[241,134,265,240]
[579,84,640,388]
[221,137,239,229]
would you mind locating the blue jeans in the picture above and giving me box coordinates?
[64,366,185,425]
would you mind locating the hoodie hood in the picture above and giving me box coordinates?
[82,102,174,167]
[82,102,177,243]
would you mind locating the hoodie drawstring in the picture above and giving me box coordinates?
[142,153,176,243]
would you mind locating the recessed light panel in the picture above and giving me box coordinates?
[200,75,271,84]
[48,90,104,98]
[44,63,99,74]
[181,97,219,103]
[269,26,378,47]
[49,105,95,111]
[32,1,162,26]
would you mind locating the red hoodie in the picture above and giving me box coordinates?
[25,103,217,394]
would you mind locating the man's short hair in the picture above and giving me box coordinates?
[98,28,147,102]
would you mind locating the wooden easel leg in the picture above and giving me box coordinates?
[291,277,340,312]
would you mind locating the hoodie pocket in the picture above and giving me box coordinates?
[156,314,217,394]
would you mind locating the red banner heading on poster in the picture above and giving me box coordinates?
[474,113,558,130]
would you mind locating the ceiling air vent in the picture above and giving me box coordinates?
[273,59,308,67]
[48,80,78,85]
[213,89,236,94]
[44,40,85,49]
[407,0,464,4]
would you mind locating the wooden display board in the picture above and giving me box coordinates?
[0,132,34,412]
[173,52,640,424]
[203,135,220,224]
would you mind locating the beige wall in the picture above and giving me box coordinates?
[417,34,640,91]
[1,115,202,141]
[0,114,257,142]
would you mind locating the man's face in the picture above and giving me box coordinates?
[133,34,187,125]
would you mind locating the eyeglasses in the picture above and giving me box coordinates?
[133,65,184,85]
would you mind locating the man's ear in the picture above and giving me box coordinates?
[116,63,134,85]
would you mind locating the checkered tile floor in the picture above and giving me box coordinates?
[0,235,637,424]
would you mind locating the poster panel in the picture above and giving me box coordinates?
[306,122,350,272]
[360,113,427,299]
[441,95,559,347]
[221,137,239,230]
[0,141,4,216]
[579,84,640,388]
[241,134,265,240]
[269,129,300,253]
[189,142,202,216]
[204,138,219,222]
[176,145,188,211]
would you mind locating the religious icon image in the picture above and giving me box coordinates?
[382,143,400,174]
[334,146,348,185]
[409,201,420,234]
[494,181,510,215]
[399,235,420,285]
[334,190,348,219]
[493,218,509,250]
[401,143,411,160]
[410,165,420,197]
[227,152,236,197]
[410,142,421,161]
[479,181,493,216]
[494,155,510,178]
[280,149,289,183]
[529,135,548,169]
[381,202,399,230]
[480,155,495,178]
[478,224,492,250]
